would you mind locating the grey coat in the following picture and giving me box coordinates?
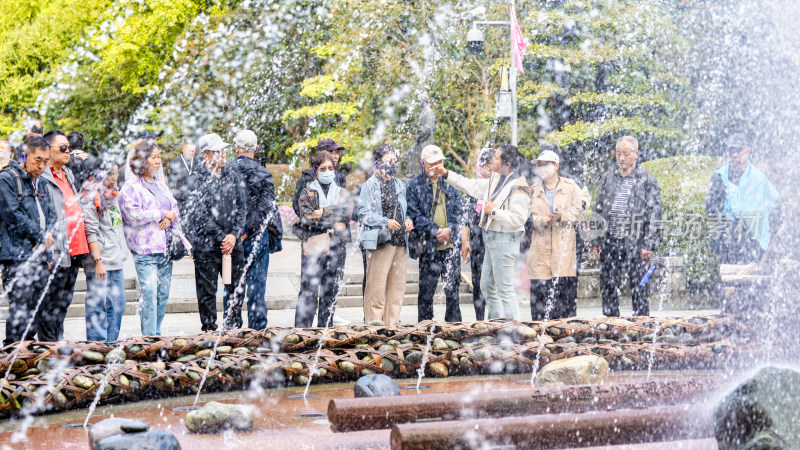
[79,188,128,271]
[356,174,408,250]
[40,167,81,267]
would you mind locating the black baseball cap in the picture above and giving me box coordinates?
[318,138,344,152]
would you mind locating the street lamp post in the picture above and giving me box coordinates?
[467,3,519,146]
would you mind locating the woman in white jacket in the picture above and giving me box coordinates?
[432,144,530,319]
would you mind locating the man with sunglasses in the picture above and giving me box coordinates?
[0,136,57,344]
[39,130,90,341]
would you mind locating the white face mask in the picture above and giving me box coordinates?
[538,164,556,181]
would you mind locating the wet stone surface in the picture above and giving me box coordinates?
[354,374,401,398]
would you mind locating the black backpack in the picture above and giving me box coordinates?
[0,166,31,248]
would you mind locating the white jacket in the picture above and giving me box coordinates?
[445,171,531,233]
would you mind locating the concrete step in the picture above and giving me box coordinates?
[72,277,138,292]
[338,282,471,297]
[71,289,139,305]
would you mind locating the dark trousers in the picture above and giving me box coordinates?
[470,227,486,320]
[530,277,577,320]
[295,244,345,328]
[418,246,462,322]
[242,232,270,330]
[194,248,246,331]
[599,239,650,317]
[2,261,50,345]
[38,255,82,341]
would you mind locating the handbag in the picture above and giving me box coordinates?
[377,181,401,248]
[166,228,188,261]
[303,232,330,258]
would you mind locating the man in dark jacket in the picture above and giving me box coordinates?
[407,145,463,322]
[167,140,199,212]
[590,136,662,317]
[67,131,95,191]
[189,133,248,331]
[231,130,279,330]
[0,136,57,344]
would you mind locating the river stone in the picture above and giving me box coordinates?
[428,362,448,377]
[534,355,609,387]
[432,338,449,351]
[516,326,538,340]
[405,351,424,364]
[95,430,181,450]
[73,375,95,389]
[185,401,254,433]
[81,350,105,363]
[105,348,126,364]
[195,349,213,358]
[714,366,800,450]
[89,418,150,449]
[354,374,400,398]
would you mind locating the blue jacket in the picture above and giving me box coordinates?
[406,174,463,254]
[357,174,408,250]
[0,161,57,264]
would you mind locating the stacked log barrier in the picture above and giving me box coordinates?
[0,315,752,418]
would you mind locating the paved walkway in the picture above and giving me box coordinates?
[2,238,720,342]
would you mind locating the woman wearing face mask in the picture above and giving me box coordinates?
[293,151,352,327]
[79,158,128,341]
[119,140,184,336]
[357,144,414,326]
[460,148,495,320]
[527,148,584,320]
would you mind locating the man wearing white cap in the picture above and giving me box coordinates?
[231,129,281,329]
[189,133,248,331]
[406,145,464,322]
[527,147,584,320]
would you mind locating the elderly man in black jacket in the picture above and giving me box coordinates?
[590,136,662,317]
[407,145,464,322]
[231,129,281,329]
[0,136,57,344]
[189,133,248,332]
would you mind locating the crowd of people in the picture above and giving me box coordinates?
[0,119,780,345]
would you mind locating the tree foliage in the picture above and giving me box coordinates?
[1,0,691,179]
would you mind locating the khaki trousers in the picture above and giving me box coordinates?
[364,245,407,325]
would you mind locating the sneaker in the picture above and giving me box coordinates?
[332,314,351,326]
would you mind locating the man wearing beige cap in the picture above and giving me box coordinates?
[406,144,464,322]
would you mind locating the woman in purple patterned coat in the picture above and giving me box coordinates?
[119,141,189,335]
